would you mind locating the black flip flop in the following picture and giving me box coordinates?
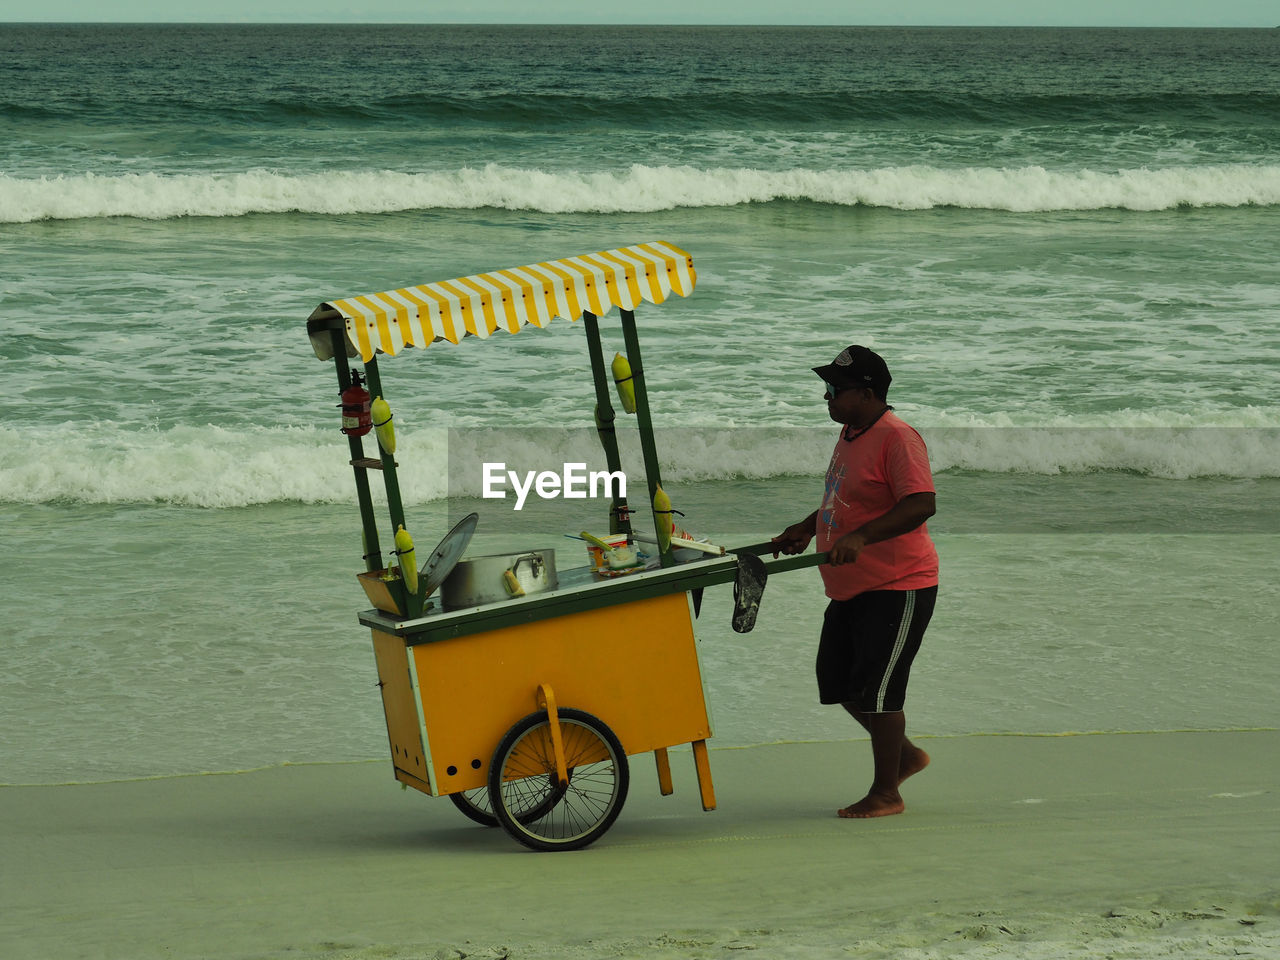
[731,551,768,633]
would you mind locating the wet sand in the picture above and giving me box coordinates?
[2,732,1277,959]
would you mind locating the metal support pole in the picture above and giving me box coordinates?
[361,355,421,618]
[619,308,674,567]
[332,332,383,572]
[360,356,407,538]
[582,311,632,536]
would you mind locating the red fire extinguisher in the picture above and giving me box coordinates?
[339,371,372,437]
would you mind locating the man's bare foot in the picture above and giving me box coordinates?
[899,746,930,785]
[837,790,905,818]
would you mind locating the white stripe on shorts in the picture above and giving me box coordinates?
[875,589,916,712]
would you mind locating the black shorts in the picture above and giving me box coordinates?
[816,586,937,712]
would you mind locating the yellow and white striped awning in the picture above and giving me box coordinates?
[308,241,696,362]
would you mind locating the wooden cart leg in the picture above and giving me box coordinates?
[654,748,674,796]
[691,739,716,811]
[535,683,569,788]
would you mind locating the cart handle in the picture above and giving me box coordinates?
[729,541,830,575]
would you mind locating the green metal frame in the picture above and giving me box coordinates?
[313,301,826,622]
[618,308,676,567]
[581,311,632,537]
[329,330,384,572]
[359,545,827,643]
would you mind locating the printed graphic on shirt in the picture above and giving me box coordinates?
[821,454,846,537]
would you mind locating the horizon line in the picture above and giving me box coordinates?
[3,20,1278,28]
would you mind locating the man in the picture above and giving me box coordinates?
[773,345,939,819]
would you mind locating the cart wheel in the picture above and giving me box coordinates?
[448,788,498,827]
[448,778,565,828]
[488,708,629,852]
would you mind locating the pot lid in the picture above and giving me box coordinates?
[421,512,479,599]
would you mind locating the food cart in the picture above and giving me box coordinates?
[306,242,824,851]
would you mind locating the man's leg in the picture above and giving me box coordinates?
[832,587,936,818]
[842,705,931,785]
[837,707,929,818]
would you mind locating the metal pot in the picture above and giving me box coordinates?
[440,548,558,610]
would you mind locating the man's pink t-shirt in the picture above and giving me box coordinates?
[817,411,939,600]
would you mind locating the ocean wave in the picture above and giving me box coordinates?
[0,423,405,509]
[8,89,1278,129]
[4,163,1279,222]
[2,420,1276,507]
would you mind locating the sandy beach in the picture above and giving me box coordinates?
[3,731,1276,959]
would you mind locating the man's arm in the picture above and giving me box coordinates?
[771,509,819,556]
[827,492,936,566]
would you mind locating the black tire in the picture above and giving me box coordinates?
[448,788,498,827]
[448,778,565,828]
[488,708,629,852]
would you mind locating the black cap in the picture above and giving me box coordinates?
[813,345,892,394]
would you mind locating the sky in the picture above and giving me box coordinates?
[1,1,1276,26]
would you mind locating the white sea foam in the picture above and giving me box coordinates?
[917,408,1280,480]
[0,422,446,508]
[4,163,1279,222]
[3,415,1277,507]
[278,922,1279,960]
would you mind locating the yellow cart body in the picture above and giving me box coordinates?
[366,582,722,813]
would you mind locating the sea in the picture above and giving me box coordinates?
[2,24,1278,792]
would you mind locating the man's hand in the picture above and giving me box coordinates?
[771,519,815,557]
[826,530,870,566]
[825,493,935,566]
